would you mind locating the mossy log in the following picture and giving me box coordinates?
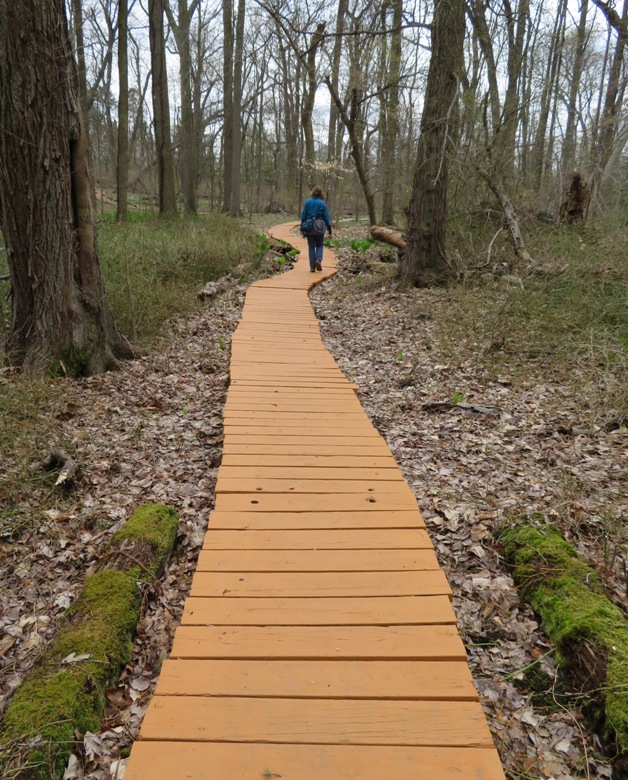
[501,524,628,773]
[1,504,178,779]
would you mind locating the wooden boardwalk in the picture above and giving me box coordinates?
[125,223,506,779]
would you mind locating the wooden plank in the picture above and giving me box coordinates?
[222,443,389,456]
[195,549,440,572]
[125,742,507,780]
[138,696,493,746]
[207,510,426,530]
[222,425,380,437]
[171,624,464,661]
[155,658,476,699]
[203,529,432,549]
[181,595,455,626]
[220,455,398,468]
[188,570,451,598]
[217,466,403,480]
[215,478,412,495]
[214,492,418,513]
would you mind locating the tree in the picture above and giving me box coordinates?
[398,0,465,287]
[149,0,177,214]
[117,0,130,221]
[167,0,201,215]
[0,0,130,375]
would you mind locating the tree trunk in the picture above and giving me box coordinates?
[229,0,245,216]
[327,0,348,164]
[117,0,129,222]
[398,0,465,287]
[380,0,403,224]
[168,0,199,215]
[222,0,234,213]
[561,0,589,177]
[0,0,131,375]
[477,168,533,264]
[499,0,530,175]
[591,0,628,202]
[149,0,177,214]
[302,23,326,188]
[326,80,377,226]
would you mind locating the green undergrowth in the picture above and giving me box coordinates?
[437,217,627,424]
[98,213,260,347]
[500,522,628,764]
[0,504,178,779]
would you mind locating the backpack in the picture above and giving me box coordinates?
[301,214,326,237]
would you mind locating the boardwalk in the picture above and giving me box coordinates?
[125,223,506,779]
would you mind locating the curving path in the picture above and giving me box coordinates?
[125,222,506,779]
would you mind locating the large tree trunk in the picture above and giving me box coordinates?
[117,0,129,222]
[0,0,131,375]
[149,0,177,215]
[398,0,465,287]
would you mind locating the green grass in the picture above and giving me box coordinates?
[436,218,627,424]
[98,213,260,346]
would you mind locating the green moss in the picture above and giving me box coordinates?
[110,503,178,567]
[502,523,628,757]
[1,570,141,778]
[1,506,179,777]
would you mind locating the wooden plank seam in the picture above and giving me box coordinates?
[124,222,506,780]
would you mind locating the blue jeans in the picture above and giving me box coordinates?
[307,235,324,269]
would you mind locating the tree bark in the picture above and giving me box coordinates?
[117,0,129,222]
[0,0,131,375]
[326,79,377,226]
[167,0,199,215]
[149,0,177,214]
[301,23,326,188]
[398,0,465,287]
[229,0,245,216]
[561,0,589,177]
[380,0,403,224]
[222,0,234,213]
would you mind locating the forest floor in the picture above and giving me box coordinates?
[0,219,626,779]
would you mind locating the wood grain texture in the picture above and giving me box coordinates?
[125,742,507,780]
[189,570,451,598]
[203,528,432,548]
[138,696,493,746]
[154,658,477,699]
[125,223,506,780]
[180,595,456,625]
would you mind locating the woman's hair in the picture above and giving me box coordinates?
[310,185,324,199]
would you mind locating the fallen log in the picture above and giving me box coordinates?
[501,523,628,773]
[369,225,407,250]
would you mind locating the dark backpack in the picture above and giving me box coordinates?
[301,214,326,237]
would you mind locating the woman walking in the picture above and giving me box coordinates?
[300,186,332,272]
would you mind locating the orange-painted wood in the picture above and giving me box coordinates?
[126,743,506,780]
[124,221,507,780]
[154,658,477,699]
[180,595,455,626]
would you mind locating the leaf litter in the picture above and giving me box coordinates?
[1,236,625,779]
[309,244,625,779]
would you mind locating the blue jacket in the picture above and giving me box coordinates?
[301,197,331,230]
